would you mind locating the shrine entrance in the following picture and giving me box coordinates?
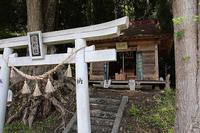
[109,51,136,80]
[0,17,129,133]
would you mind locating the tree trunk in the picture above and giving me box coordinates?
[173,0,198,132]
[26,0,43,31]
[197,0,200,108]
[24,0,59,127]
[43,0,58,32]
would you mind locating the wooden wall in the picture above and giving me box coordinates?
[137,43,159,80]
[89,39,159,81]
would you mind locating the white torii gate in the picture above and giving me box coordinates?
[0,16,129,133]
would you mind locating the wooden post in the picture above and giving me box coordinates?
[155,44,159,80]
[0,48,13,133]
[136,52,143,80]
[75,39,91,133]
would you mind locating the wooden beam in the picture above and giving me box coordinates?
[154,44,159,80]
[8,49,116,66]
[111,96,128,133]
[8,53,75,66]
[0,17,129,49]
[63,113,77,133]
[85,49,116,63]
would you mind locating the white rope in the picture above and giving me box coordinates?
[6,46,86,80]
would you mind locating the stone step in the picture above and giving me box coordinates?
[91,117,114,127]
[90,110,116,119]
[91,125,112,133]
[90,103,119,113]
[64,96,128,133]
[71,124,112,133]
[90,98,121,106]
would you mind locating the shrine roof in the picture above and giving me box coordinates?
[88,19,165,43]
[121,19,161,37]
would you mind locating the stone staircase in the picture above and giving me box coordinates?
[63,96,128,133]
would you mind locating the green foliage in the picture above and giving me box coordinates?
[146,89,175,132]
[4,115,58,133]
[129,89,175,132]
[175,30,185,39]
[0,0,173,37]
[155,0,173,33]
[129,104,140,117]
[3,122,32,133]
[0,0,26,32]
[33,115,58,132]
[172,17,185,25]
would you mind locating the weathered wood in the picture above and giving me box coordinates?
[165,74,170,89]
[142,50,156,80]
[154,44,159,80]
[90,79,166,84]
[92,84,129,89]
[136,52,143,80]
[63,113,77,133]
[72,124,112,133]
[137,43,155,51]
[90,98,121,106]
[90,117,114,127]
[111,96,128,133]
[65,96,128,133]
[90,103,119,113]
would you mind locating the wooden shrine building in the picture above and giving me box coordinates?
[88,20,173,88]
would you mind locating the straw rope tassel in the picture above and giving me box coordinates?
[21,80,31,94]
[65,64,72,78]
[10,67,16,79]
[45,78,55,93]
[33,82,42,97]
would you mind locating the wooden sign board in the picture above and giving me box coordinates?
[116,42,128,50]
[28,31,45,60]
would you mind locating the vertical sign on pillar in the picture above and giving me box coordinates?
[75,39,91,133]
[0,48,13,133]
[136,51,144,80]
[28,31,45,60]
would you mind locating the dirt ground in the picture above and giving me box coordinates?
[91,87,162,133]
[5,88,167,133]
[46,87,162,133]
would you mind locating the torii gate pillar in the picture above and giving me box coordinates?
[75,39,91,133]
[0,48,13,132]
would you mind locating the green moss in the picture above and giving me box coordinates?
[129,88,175,132]
[175,30,185,39]
[182,56,191,62]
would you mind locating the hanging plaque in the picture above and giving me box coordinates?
[28,31,44,60]
[116,42,128,50]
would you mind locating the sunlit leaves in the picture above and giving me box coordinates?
[172,17,185,25]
